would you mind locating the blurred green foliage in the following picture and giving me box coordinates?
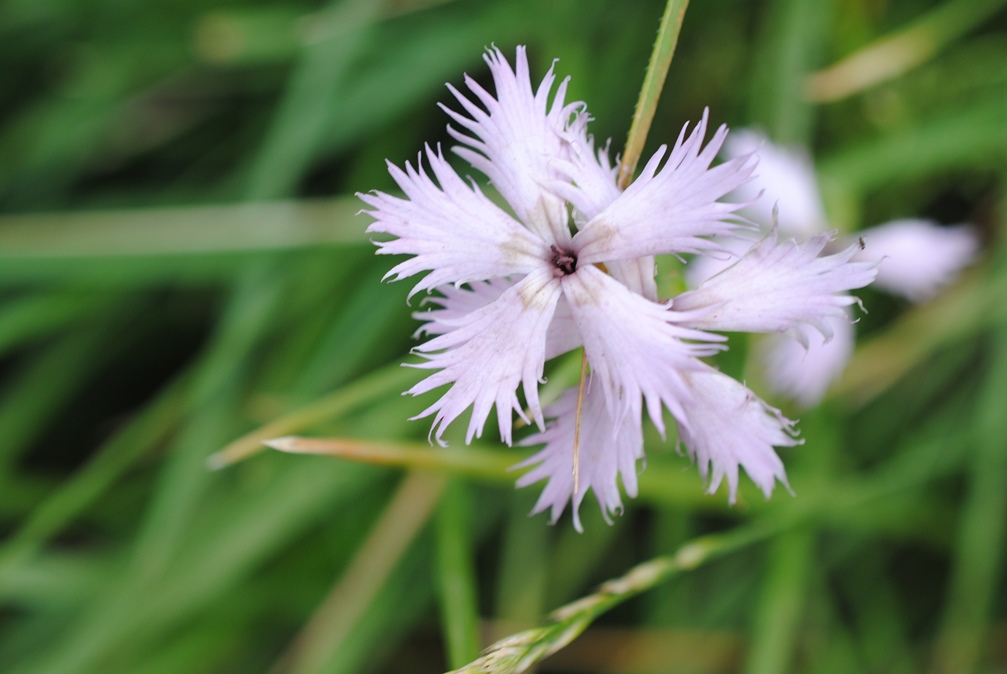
[0,0,1005,672]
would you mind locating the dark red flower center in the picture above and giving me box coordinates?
[550,245,578,276]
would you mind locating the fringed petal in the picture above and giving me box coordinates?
[415,279,581,361]
[561,265,724,438]
[407,268,561,446]
[672,227,878,346]
[413,277,517,339]
[759,314,855,407]
[360,144,549,299]
[676,368,799,503]
[570,110,757,264]
[515,385,643,532]
[553,126,622,222]
[442,45,582,244]
[682,235,757,289]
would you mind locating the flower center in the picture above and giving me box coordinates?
[550,245,578,277]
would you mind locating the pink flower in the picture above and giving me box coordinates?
[360,47,877,529]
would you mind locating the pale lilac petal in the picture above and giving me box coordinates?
[605,257,659,301]
[360,145,549,298]
[722,129,829,239]
[554,127,622,222]
[682,235,757,289]
[759,315,855,406]
[561,265,725,437]
[543,295,582,359]
[408,268,562,446]
[672,228,878,346]
[442,46,581,243]
[555,129,659,300]
[676,368,799,503]
[568,111,757,264]
[416,279,582,361]
[515,385,643,532]
[856,219,979,302]
[413,277,517,338]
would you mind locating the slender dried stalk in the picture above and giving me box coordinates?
[447,519,782,674]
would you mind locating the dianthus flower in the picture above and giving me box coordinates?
[360,47,878,529]
[692,130,980,406]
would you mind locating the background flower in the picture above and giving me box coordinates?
[714,129,980,405]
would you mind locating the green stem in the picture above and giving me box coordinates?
[617,0,690,188]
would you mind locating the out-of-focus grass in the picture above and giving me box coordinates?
[0,0,1005,673]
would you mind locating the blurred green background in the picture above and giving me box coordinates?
[1,0,1006,672]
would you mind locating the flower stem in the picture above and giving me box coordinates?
[617,0,691,188]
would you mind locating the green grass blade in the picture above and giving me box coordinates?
[435,479,482,669]
[279,471,446,674]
